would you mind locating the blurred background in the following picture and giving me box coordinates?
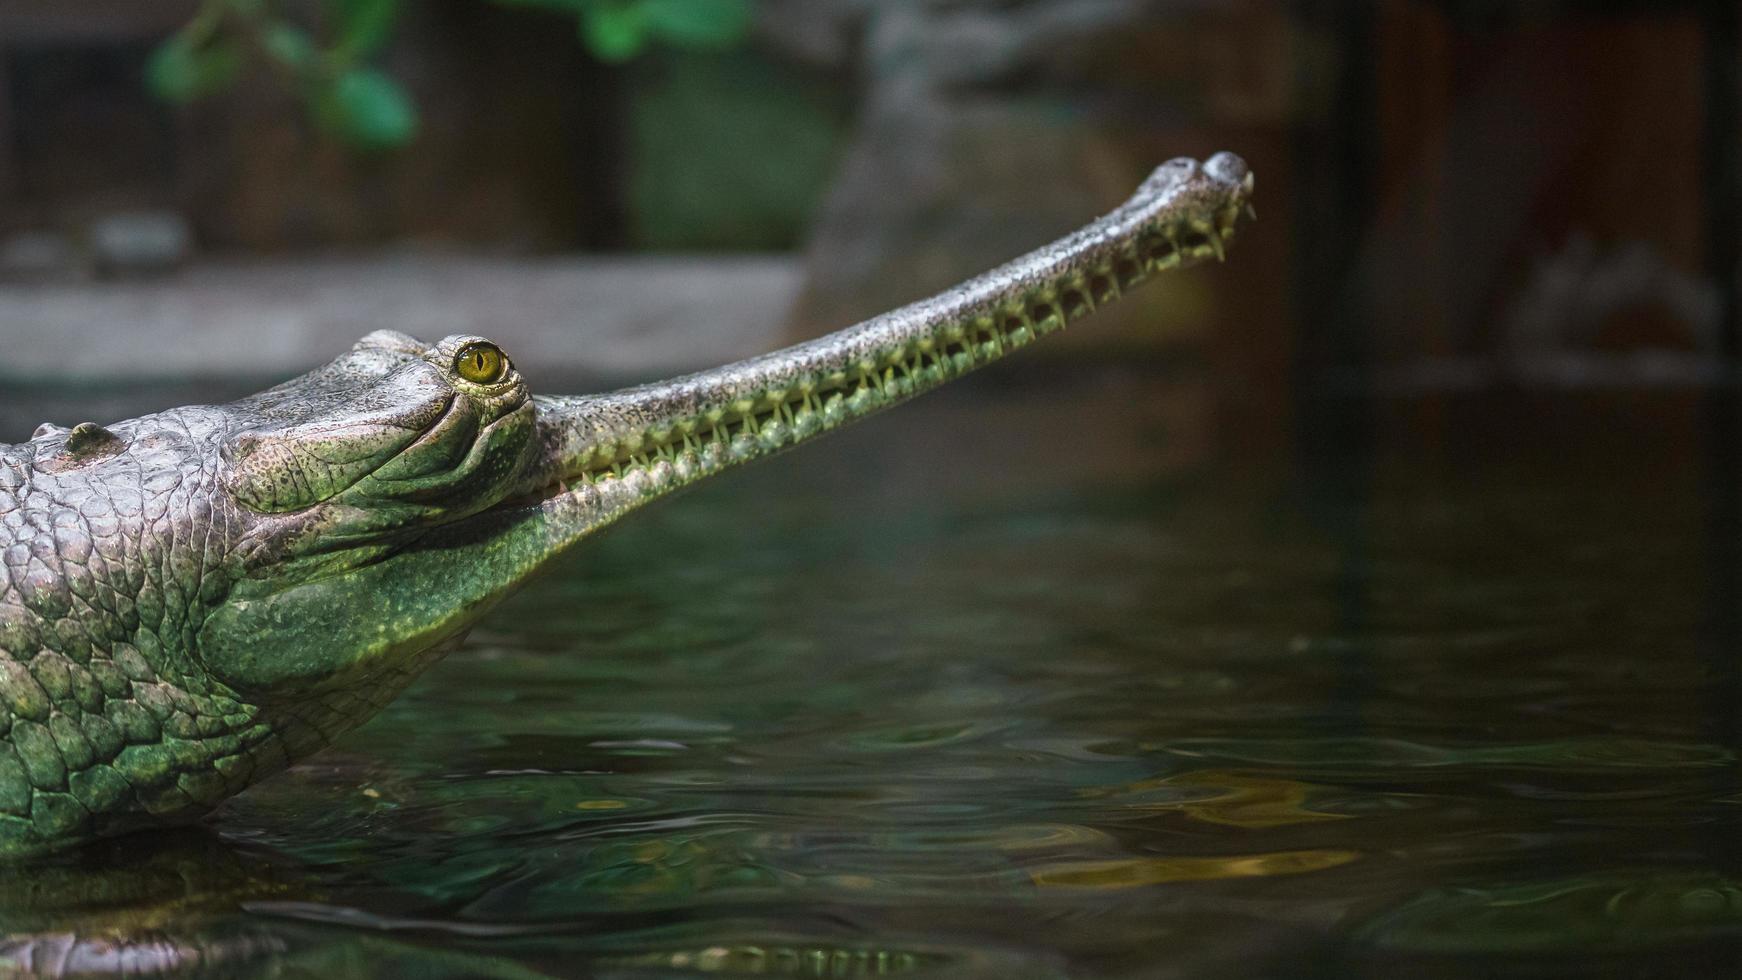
[0,0,1732,466]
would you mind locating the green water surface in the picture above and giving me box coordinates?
[2,380,1739,979]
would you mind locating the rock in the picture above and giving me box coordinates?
[784,0,1284,352]
[0,233,81,283]
[88,212,192,278]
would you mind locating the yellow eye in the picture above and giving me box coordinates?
[454,342,507,384]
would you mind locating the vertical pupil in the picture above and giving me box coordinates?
[458,344,502,380]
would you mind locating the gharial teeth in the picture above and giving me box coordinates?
[581,194,1257,486]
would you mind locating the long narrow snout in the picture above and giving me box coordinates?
[194,154,1254,768]
[517,153,1253,523]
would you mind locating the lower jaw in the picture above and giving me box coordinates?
[505,310,1079,518]
[488,207,1244,527]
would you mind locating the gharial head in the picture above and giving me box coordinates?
[220,331,533,526]
[198,154,1255,714]
[189,329,548,698]
[3,331,547,702]
[0,153,1252,859]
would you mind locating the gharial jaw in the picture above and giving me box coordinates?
[513,152,1254,553]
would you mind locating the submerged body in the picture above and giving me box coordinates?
[0,155,1252,860]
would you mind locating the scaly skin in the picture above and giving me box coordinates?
[0,154,1252,861]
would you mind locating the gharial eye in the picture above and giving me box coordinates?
[454,341,507,384]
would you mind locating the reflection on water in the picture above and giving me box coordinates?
[1085,769,1352,828]
[5,384,1742,977]
[0,831,304,976]
[1028,849,1360,889]
[1356,872,1742,953]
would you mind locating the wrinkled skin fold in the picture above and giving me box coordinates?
[0,154,1253,860]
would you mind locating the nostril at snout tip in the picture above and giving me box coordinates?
[1204,151,1251,189]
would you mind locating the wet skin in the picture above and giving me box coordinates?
[0,154,1252,860]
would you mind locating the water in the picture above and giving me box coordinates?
[2,377,1740,978]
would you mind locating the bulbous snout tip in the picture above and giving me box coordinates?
[1137,152,1254,203]
[1204,151,1252,190]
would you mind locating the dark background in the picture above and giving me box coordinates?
[0,1,1734,469]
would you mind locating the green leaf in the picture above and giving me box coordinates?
[262,23,318,69]
[328,0,400,60]
[313,68,419,150]
[145,32,243,104]
[580,4,649,63]
[636,0,750,49]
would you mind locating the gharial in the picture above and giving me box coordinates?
[0,154,1252,860]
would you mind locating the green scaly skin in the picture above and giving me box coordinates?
[0,154,1252,861]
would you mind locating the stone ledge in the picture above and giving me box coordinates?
[0,254,804,384]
